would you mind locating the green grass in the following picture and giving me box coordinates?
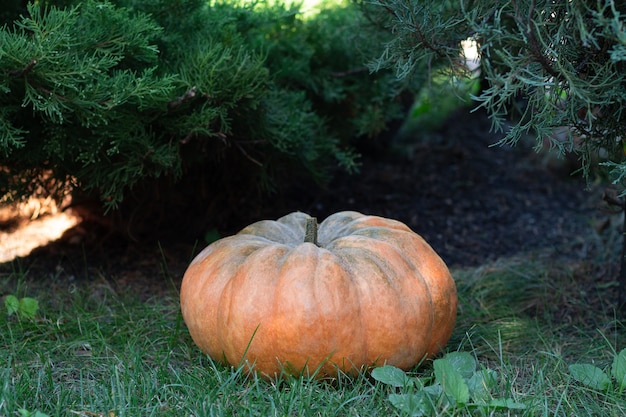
[2,250,625,416]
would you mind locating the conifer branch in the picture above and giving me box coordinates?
[36,86,70,102]
[9,60,37,77]
[380,1,445,59]
[409,19,446,59]
[518,0,559,78]
[168,86,197,110]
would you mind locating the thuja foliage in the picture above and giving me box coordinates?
[369,0,626,180]
[0,0,418,221]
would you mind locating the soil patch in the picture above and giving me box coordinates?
[302,108,609,267]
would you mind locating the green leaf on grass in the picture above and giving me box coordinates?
[611,348,626,390]
[18,297,39,319]
[371,365,415,388]
[5,295,19,315]
[422,383,443,400]
[444,351,477,379]
[434,357,470,405]
[389,392,434,416]
[569,363,611,391]
[4,295,39,319]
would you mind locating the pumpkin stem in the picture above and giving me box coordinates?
[304,217,319,246]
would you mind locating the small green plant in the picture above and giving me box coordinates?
[568,348,626,392]
[371,352,526,416]
[4,294,39,320]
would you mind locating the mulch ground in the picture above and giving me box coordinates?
[285,107,613,266]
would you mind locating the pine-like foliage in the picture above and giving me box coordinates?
[1,0,417,231]
[1,2,179,205]
[368,0,626,182]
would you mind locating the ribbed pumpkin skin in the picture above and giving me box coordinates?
[180,211,457,378]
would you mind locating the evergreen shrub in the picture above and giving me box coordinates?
[0,0,419,236]
[368,0,626,183]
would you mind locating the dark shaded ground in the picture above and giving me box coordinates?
[1,107,616,295]
[278,107,610,267]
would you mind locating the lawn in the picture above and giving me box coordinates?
[2,244,625,416]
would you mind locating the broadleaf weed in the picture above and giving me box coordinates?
[4,294,39,320]
[569,348,626,392]
[372,352,527,415]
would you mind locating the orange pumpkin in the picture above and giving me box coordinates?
[180,211,457,378]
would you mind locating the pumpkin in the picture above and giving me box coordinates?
[180,211,457,378]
